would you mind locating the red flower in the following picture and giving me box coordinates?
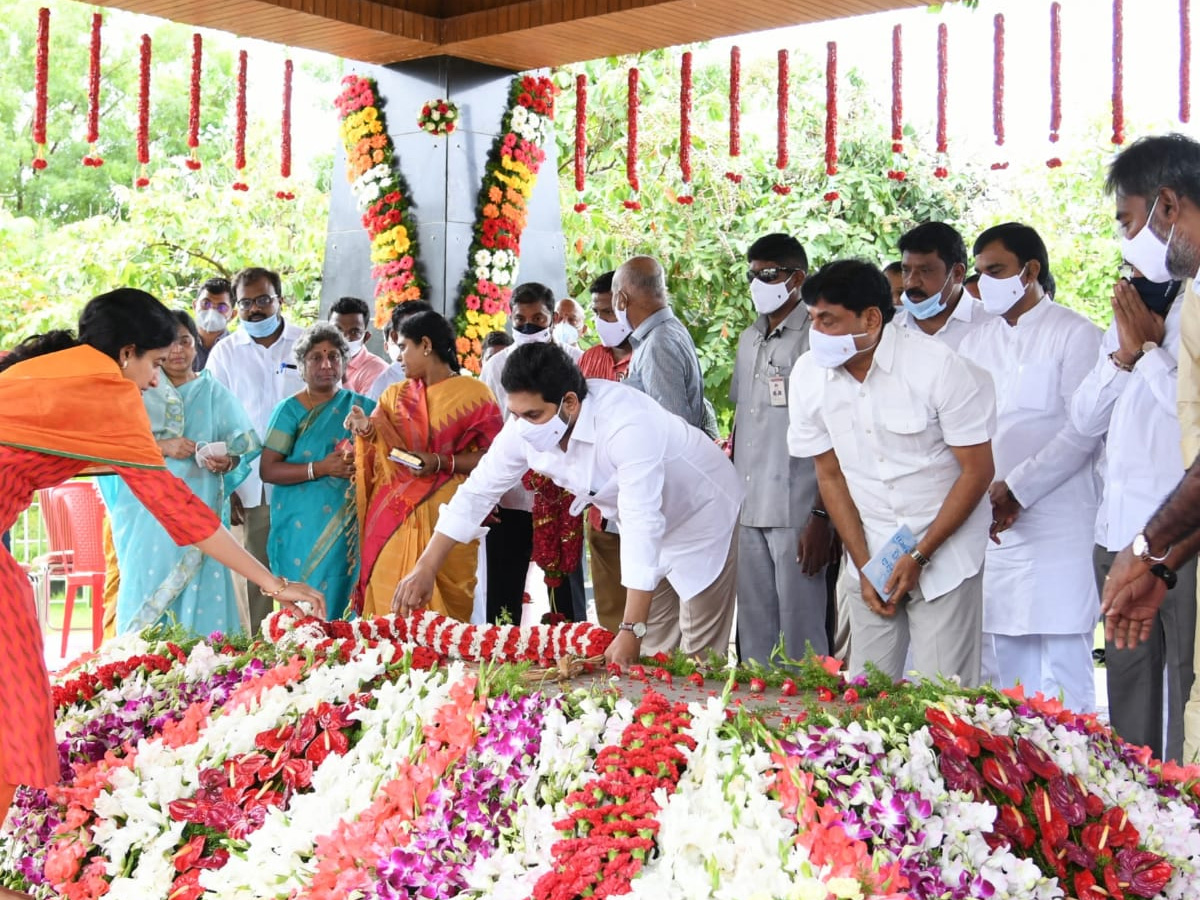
[32,157,48,171]
[135,176,150,187]
[780,678,797,696]
[815,686,834,703]
[1047,157,1064,168]
[749,678,766,693]
[1116,847,1173,896]
[891,141,904,154]
[573,202,588,212]
[842,687,859,703]
[823,191,839,202]
[724,172,743,183]
[934,166,949,178]
[687,672,705,687]
[771,184,791,195]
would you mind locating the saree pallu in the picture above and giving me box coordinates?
[99,372,260,636]
[266,389,374,619]
[355,376,502,621]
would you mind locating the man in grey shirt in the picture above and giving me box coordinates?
[731,233,835,664]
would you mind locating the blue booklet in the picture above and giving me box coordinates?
[861,524,917,600]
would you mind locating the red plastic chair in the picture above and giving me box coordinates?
[38,482,108,656]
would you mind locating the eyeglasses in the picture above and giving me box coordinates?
[199,300,231,314]
[171,335,196,348]
[746,267,798,284]
[236,294,280,310]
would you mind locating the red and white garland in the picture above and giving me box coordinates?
[32,7,49,171]
[773,50,790,196]
[83,13,103,168]
[1183,0,1192,123]
[265,607,614,666]
[677,51,693,204]
[417,98,459,135]
[1048,1,1063,168]
[233,49,248,191]
[1112,0,1125,145]
[573,74,587,211]
[824,42,839,203]
[991,14,1007,171]
[186,34,202,170]
[277,59,294,200]
[625,66,641,210]
[135,34,150,187]
[935,23,949,179]
[725,46,742,183]
[888,24,905,181]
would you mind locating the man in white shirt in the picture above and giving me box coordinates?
[895,222,990,351]
[553,297,587,351]
[957,223,1103,712]
[1071,270,1193,760]
[367,300,433,401]
[480,283,583,625]
[192,277,234,371]
[394,342,743,666]
[329,296,390,394]
[206,266,305,633]
[787,259,996,686]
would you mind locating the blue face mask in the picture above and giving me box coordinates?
[241,313,281,339]
[899,273,952,321]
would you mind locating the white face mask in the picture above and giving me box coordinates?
[512,324,552,345]
[977,265,1030,316]
[614,294,632,332]
[594,315,632,348]
[516,400,568,452]
[345,339,364,358]
[808,328,870,369]
[195,309,227,333]
[750,277,794,315]
[1121,197,1174,284]
[552,322,580,346]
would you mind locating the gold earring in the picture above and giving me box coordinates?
[424,349,430,356]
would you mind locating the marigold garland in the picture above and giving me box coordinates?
[726,46,742,183]
[334,74,426,329]
[185,34,202,170]
[32,7,49,171]
[935,23,949,178]
[677,51,693,203]
[417,98,459,135]
[991,14,1008,171]
[573,73,586,209]
[453,73,557,374]
[83,13,103,168]
[1113,0,1125,144]
[1183,0,1192,123]
[1049,2,1062,147]
[233,50,248,190]
[135,34,150,187]
[278,59,294,200]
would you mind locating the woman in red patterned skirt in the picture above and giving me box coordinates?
[0,288,324,824]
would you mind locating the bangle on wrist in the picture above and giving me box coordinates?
[909,548,931,568]
[434,454,443,473]
[262,576,290,598]
[307,462,315,481]
[449,453,456,475]
[1108,350,1137,373]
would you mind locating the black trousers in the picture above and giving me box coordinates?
[485,507,532,625]
[550,560,588,623]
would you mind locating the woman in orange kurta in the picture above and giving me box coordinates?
[0,288,324,823]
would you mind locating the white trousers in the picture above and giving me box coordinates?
[982,631,1095,714]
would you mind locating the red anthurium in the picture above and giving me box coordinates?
[172,834,206,872]
[1016,737,1062,779]
[1047,774,1087,826]
[1115,847,1173,897]
[995,804,1036,849]
[1074,870,1109,900]
[937,743,986,801]
[280,757,314,790]
[255,723,294,753]
[1031,785,1069,847]
[1101,806,1141,848]
[168,869,205,900]
[981,757,1025,805]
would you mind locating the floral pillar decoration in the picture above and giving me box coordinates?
[277,59,294,200]
[135,35,150,187]
[1048,2,1063,168]
[1112,0,1125,144]
[991,14,1007,170]
[1182,0,1192,122]
[625,67,640,210]
[824,43,839,202]
[677,51,694,204]
[726,46,742,183]
[83,13,103,168]
[32,7,49,171]
[934,24,949,178]
[185,34,202,170]
[888,25,905,181]
[573,74,587,212]
[233,50,249,191]
[773,49,790,196]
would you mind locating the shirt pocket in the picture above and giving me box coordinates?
[1013,361,1058,412]
[823,407,860,466]
[880,408,932,459]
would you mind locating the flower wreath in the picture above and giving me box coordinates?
[418,98,459,135]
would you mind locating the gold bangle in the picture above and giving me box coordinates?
[262,576,290,598]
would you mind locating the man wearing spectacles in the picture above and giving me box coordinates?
[207,267,305,633]
[192,277,234,372]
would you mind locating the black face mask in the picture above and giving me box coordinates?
[514,323,548,336]
[1129,276,1179,317]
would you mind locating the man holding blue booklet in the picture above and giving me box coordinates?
[787,259,996,686]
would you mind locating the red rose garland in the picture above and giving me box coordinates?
[32,7,49,171]
[888,24,905,181]
[1112,0,1125,145]
[773,49,790,196]
[523,471,584,590]
[677,51,693,204]
[824,42,838,177]
[83,13,103,168]
[1049,3,1062,144]
[277,58,294,200]
[625,66,640,209]
[233,50,249,191]
[1182,0,1192,123]
[185,34,202,170]
[991,14,1008,171]
[135,34,150,187]
[573,73,586,210]
[726,46,742,183]
[935,23,949,178]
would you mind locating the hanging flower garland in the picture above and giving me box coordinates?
[934,24,949,179]
[523,471,583,591]
[771,49,790,196]
[417,98,459,135]
[1112,0,1125,144]
[991,14,1008,170]
[1048,2,1063,167]
[334,74,425,329]
[1183,0,1192,123]
[82,14,103,167]
[32,7,49,171]
[677,51,693,204]
[233,50,249,190]
[182,34,202,170]
[135,35,150,187]
[453,74,557,374]
[725,46,742,183]
[888,24,905,181]
[573,74,587,211]
[823,43,839,203]
[625,66,640,210]
[277,59,294,200]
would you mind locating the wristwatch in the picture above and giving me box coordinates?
[1132,531,1171,564]
[619,621,647,639]
[1141,340,1159,356]
[1149,563,1178,590]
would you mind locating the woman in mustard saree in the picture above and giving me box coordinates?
[348,312,502,620]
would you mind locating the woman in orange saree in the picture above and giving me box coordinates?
[350,312,502,620]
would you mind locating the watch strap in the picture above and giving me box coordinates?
[1149,563,1178,590]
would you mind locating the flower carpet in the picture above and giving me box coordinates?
[2,608,1199,900]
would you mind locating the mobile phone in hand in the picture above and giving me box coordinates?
[388,448,425,470]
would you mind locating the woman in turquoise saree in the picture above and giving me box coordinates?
[260,324,375,618]
[99,312,261,636]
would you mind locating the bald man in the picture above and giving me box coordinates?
[554,298,586,351]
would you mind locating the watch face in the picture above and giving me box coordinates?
[1132,533,1149,559]
[632,622,647,638]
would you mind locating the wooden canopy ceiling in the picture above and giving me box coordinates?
[89,0,928,69]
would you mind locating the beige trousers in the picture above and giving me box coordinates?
[643,526,738,658]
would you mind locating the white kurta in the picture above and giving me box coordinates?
[957,297,1103,635]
